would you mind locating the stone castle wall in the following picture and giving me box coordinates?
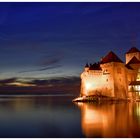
[81,62,128,98]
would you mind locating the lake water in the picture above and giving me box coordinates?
[0,95,140,138]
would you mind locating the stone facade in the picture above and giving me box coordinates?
[81,47,140,99]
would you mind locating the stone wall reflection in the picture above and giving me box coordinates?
[77,102,140,138]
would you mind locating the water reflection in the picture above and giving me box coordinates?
[0,95,83,138]
[1,95,140,137]
[77,102,140,138]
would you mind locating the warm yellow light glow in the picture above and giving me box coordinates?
[132,85,140,91]
[136,69,140,81]
[85,83,92,90]
[138,86,140,91]
[136,103,140,116]
[80,103,111,137]
[81,71,104,96]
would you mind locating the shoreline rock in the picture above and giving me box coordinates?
[72,95,131,103]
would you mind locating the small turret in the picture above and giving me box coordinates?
[126,47,140,64]
[85,63,89,67]
[85,63,89,72]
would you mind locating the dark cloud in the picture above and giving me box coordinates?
[0,76,80,87]
[0,76,80,95]
[18,64,62,73]
[0,77,80,96]
[29,76,80,86]
[0,78,17,85]
[18,54,63,73]
[38,64,62,71]
[38,53,64,68]
[40,57,62,67]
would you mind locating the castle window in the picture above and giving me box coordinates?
[103,69,110,75]
[106,79,108,82]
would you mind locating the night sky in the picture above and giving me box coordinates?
[0,2,140,87]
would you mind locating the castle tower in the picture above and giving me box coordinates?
[127,56,140,70]
[126,47,140,64]
[126,48,140,83]
[100,51,128,98]
[81,62,102,96]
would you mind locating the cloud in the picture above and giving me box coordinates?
[0,78,17,85]
[39,53,64,67]
[18,54,63,74]
[28,76,80,86]
[0,76,80,95]
[0,76,80,87]
[18,64,62,74]
[38,64,62,71]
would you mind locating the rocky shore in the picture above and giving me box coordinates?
[73,95,130,103]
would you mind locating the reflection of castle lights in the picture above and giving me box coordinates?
[81,104,109,137]
[84,109,102,124]
[136,103,140,117]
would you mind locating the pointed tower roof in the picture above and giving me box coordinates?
[125,64,133,70]
[101,51,123,64]
[127,56,140,65]
[126,47,140,54]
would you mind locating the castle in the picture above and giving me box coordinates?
[80,47,140,99]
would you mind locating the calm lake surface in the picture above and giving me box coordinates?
[0,95,140,138]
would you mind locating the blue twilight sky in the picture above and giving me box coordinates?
[0,2,140,80]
